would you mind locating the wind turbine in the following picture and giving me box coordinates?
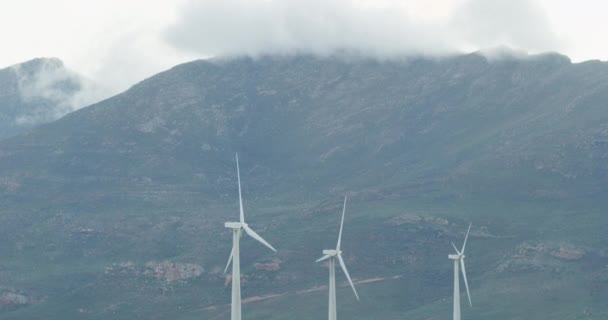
[316,196,359,320]
[448,223,472,320]
[224,153,277,320]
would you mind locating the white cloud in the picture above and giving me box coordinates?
[165,0,455,57]
[0,0,193,96]
[164,0,562,58]
[1,0,608,99]
[450,0,561,53]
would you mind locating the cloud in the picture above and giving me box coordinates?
[72,12,195,96]
[0,0,192,99]
[164,0,562,58]
[83,28,185,95]
[0,0,569,103]
[165,0,455,57]
[450,0,561,53]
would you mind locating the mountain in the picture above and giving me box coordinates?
[0,58,101,139]
[1,53,608,319]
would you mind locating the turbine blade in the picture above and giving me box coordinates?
[243,224,277,252]
[336,196,347,250]
[460,258,472,307]
[461,222,472,253]
[451,242,461,255]
[316,255,332,263]
[337,254,359,301]
[236,153,245,224]
[224,248,234,274]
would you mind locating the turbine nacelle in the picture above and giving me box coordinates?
[448,254,462,260]
[225,222,246,230]
[323,249,342,257]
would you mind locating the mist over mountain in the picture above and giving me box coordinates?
[1,52,608,319]
[165,0,561,58]
[0,58,104,139]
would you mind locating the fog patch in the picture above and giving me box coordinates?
[450,0,562,54]
[10,58,108,126]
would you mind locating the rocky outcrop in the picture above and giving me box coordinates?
[388,213,449,226]
[254,259,282,271]
[496,241,587,273]
[0,292,29,306]
[104,261,204,283]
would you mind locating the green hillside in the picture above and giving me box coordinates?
[0,53,607,319]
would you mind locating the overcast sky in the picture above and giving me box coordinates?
[1,0,607,96]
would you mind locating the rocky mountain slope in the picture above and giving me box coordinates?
[0,53,607,319]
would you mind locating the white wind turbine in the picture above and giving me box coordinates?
[224,153,277,320]
[316,196,359,320]
[448,223,472,320]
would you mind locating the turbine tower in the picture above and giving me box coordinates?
[316,196,359,320]
[449,223,472,320]
[224,153,277,320]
